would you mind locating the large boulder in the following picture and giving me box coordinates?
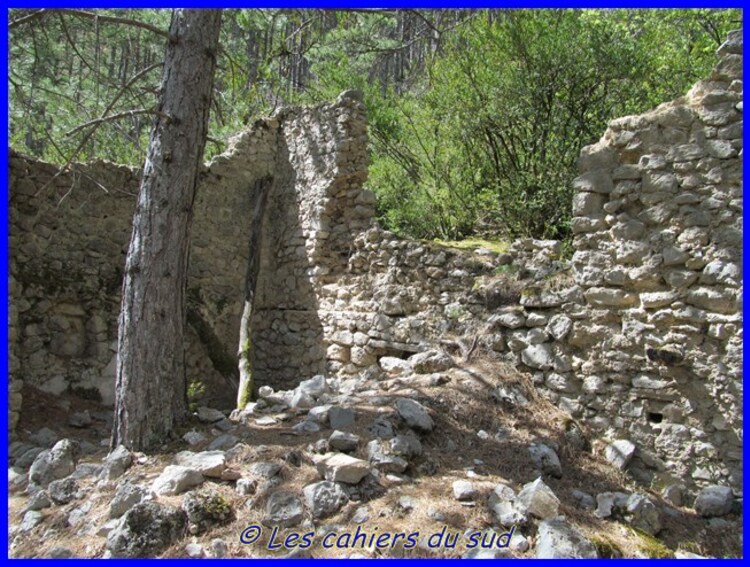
[106,502,187,558]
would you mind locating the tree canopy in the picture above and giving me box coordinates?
[9,8,740,241]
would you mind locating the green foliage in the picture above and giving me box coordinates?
[630,528,674,559]
[187,378,206,412]
[590,534,625,558]
[366,9,740,240]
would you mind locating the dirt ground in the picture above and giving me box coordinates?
[8,359,743,559]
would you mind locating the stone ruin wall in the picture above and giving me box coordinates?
[8,32,742,494]
[564,30,743,491]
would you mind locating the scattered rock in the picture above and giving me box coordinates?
[185,543,204,558]
[315,453,371,484]
[303,481,349,519]
[102,445,132,481]
[173,451,226,478]
[183,431,207,446]
[70,463,102,481]
[528,442,562,478]
[236,478,257,496]
[196,407,225,423]
[604,439,636,470]
[209,539,229,558]
[517,477,559,519]
[389,433,423,459]
[250,462,282,479]
[661,484,684,507]
[106,502,187,558]
[292,420,321,434]
[298,375,329,398]
[207,434,239,451]
[394,398,434,432]
[308,405,333,424]
[625,493,662,535]
[408,350,454,374]
[453,480,477,501]
[29,439,78,487]
[398,495,417,511]
[262,491,304,527]
[366,440,408,473]
[536,518,598,558]
[25,489,52,512]
[48,477,80,505]
[595,491,630,519]
[329,407,355,430]
[110,482,151,519]
[290,389,315,409]
[48,547,74,558]
[694,485,734,517]
[20,510,44,532]
[379,357,412,376]
[368,416,396,439]
[352,506,370,524]
[152,466,204,496]
[571,489,595,510]
[488,484,526,526]
[329,431,360,453]
[68,410,93,428]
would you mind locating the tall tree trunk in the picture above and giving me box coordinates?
[236,176,273,410]
[112,9,222,451]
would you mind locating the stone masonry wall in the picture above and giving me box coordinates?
[8,31,741,494]
[565,30,743,490]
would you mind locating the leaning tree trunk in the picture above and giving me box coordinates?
[112,9,222,451]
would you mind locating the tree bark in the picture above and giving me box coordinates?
[236,176,273,410]
[112,9,222,451]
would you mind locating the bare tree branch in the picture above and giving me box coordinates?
[10,8,169,38]
[64,108,156,138]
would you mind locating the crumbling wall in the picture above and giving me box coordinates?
[8,117,279,415]
[565,29,743,490]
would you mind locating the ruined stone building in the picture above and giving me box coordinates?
[8,30,742,494]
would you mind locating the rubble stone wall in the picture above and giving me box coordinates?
[565,30,743,490]
[9,32,741,493]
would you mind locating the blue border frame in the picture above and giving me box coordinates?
[2,1,746,564]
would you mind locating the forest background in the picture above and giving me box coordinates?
[8,8,741,244]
